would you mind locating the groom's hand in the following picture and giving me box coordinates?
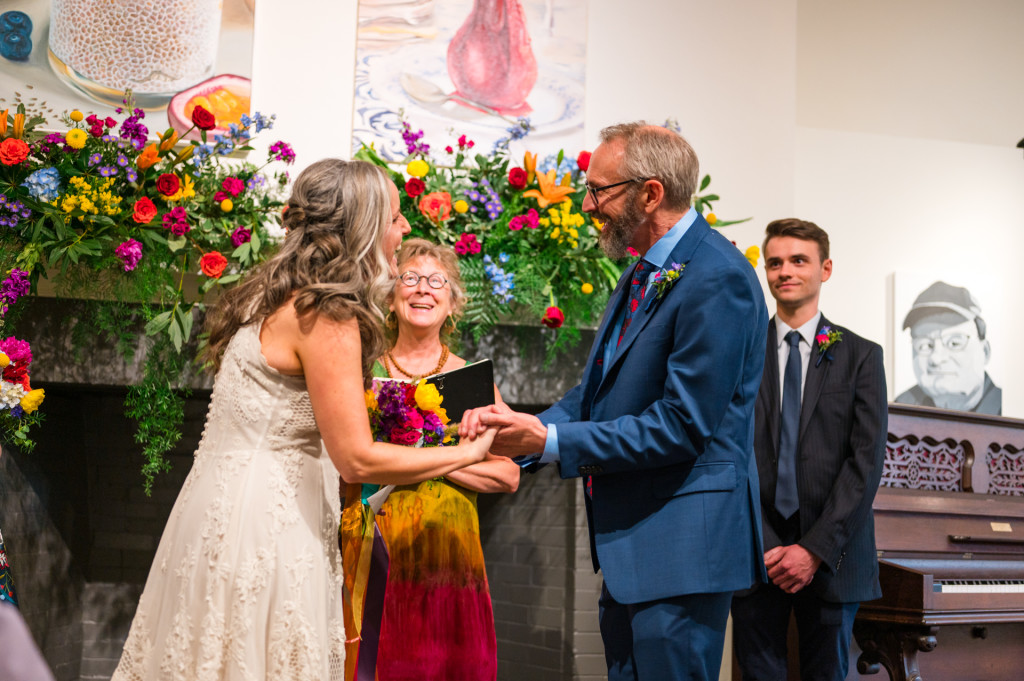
[459,405,547,458]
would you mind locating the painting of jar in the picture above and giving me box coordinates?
[47,0,223,108]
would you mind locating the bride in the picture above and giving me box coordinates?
[112,159,496,681]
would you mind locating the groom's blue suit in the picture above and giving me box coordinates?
[538,213,768,678]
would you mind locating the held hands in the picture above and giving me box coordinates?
[764,544,822,594]
[460,426,497,464]
[458,403,548,458]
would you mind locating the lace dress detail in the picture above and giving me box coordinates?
[113,323,344,681]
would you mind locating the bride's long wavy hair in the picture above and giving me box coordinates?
[204,159,395,385]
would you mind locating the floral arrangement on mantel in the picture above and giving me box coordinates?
[0,91,294,491]
[357,117,758,356]
[0,267,43,451]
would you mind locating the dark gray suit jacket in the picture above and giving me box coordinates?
[754,315,887,603]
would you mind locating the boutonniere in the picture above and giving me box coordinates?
[814,326,843,366]
[651,262,685,301]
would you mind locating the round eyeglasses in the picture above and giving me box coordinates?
[399,271,448,289]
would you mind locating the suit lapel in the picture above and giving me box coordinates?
[607,217,711,370]
[798,314,832,440]
[581,267,631,412]
[762,320,780,460]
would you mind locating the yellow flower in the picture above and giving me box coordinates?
[453,199,469,214]
[522,169,576,209]
[220,198,233,212]
[0,351,9,368]
[523,151,537,184]
[70,110,84,122]
[159,129,179,152]
[167,175,196,202]
[592,217,604,230]
[706,212,717,225]
[414,379,443,413]
[20,388,45,414]
[581,282,594,294]
[364,389,378,411]
[744,245,760,268]
[406,159,430,178]
[65,128,87,149]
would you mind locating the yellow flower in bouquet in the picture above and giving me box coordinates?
[20,388,44,414]
[364,388,378,411]
[0,351,8,368]
[414,380,448,424]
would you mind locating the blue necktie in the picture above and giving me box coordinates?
[618,259,653,346]
[775,330,802,519]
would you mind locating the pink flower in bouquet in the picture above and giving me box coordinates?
[390,426,422,446]
[115,239,143,272]
[454,233,481,255]
[542,306,565,328]
[230,226,252,247]
[221,176,245,198]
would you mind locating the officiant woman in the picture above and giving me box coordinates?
[339,238,519,681]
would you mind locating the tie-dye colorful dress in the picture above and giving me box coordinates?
[339,364,497,681]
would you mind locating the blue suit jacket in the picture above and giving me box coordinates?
[538,214,769,604]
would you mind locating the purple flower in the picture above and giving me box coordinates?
[88,153,103,166]
[116,154,129,167]
[9,405,23,419]
[98,166,117,177]
[0,268,30,315]
[268,141,295,164]
[230,226,252,247]
[125,168,138,183]
[114,239,143,272]
[400,120,430,156]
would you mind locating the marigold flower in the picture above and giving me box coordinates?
[220,198,233,212]
[70,110,84,122]
[199,251,229,278]
[137,143,159,169]
[19,388,44,414]
[0,351,8,368]
[706,212,717,225]
[453,199,469,214]
[744,245,760,268]
[65,128,87,149]
[406,159,430,178]
[581,282,594,294]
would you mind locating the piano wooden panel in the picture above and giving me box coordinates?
[851,404,1024,681]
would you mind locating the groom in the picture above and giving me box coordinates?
[461,122,768,680]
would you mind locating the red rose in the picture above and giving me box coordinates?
[0,138,29,166]
[542,306,565,328]
[132,197,158,224]
[405,177,426,198]
[156,173,180,197]
[199,251,228,278]
[191,105,217,131]
[508,167,528,190]
[576,151,591,172]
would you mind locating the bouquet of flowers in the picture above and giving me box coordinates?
[356,117,754,356]
[364,378,453,447]
[0,266,42,451]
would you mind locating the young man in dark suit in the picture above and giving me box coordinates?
[462,123,768,681]
[731,219,888,681]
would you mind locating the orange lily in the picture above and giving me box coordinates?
[523,151,537,184]
[137,143,159,169]
[0,109,8,137]
[159,129,179,152]
[523,169,576,209]
[12,113,24,139]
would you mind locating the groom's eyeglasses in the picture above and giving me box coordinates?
[399,271,448,289]
[585,177,649,205]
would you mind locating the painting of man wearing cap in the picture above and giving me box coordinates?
[894,280,1002,414]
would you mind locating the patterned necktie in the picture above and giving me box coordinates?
[775,330,802,519]
[618,259,654,347]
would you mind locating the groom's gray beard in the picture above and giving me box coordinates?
[598,189,645,259]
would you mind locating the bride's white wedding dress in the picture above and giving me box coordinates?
[113,323,345,681]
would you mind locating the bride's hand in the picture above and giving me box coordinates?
[462,426,497,463]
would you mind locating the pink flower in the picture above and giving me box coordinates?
[454,233,481,256]
[402,410,425,430]
[577,150,592,172]
[509,208,540,230]
[626,247,640,257]
[0,337,32,365]
[230,226,252,247]
[390,427,421,446]
[114,239,143,272]
[221,176,245,197]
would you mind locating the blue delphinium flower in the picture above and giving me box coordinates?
[483,254,515,303]
[21,167,61,202]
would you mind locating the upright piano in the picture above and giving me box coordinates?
[852,404,1024,681]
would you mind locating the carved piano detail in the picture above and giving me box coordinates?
[852,404,1024,681]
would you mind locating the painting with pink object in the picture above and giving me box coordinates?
[353,0,585,162]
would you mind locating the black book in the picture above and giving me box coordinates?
[424,359,495,422]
